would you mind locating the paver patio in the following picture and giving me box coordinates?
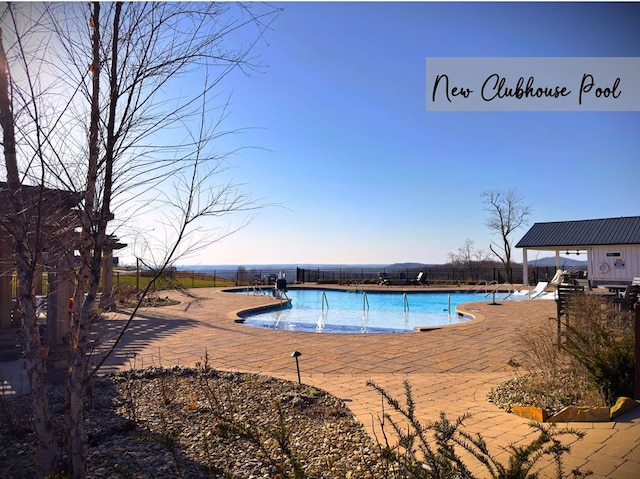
[94,286,640,478]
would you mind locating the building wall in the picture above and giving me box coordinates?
[589,245,640,282]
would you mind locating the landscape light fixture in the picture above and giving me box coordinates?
[291,351,302,386]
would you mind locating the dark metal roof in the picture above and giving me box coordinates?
[516,216,640,249]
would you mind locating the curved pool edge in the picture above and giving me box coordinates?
[223,287,493,334]
[221,287,293,323]
[412,301,487,331]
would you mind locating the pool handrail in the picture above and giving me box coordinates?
[465,280,498,294]
[465,280,488,294]
[484,282,513,297]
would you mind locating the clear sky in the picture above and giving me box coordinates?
[123,2,640,267]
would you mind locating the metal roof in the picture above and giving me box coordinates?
[516,216,640,249]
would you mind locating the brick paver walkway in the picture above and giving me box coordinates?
[96,286,640,479]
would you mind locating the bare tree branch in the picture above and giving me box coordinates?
[482,188,532,282]
[0,2,280,476]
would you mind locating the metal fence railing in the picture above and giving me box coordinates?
[8,264,574,297]
[117,265,567,288]
[294,265,567,286]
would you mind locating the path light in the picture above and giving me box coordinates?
[291,350,302,386]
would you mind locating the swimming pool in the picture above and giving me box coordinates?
[237,288,512,334]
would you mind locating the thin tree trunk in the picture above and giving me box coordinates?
[66,4,104,477]
[0,25,58,478]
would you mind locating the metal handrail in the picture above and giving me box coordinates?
[484,282,512,297]
[502,283,522,300]
[465,280,498,294]
[321,291,329,313]
[362,291,369,313]
[464,280,488,294]
[403,292,409,314]
[280,290,289,306]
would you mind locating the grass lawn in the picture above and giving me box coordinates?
[113,270,237,290]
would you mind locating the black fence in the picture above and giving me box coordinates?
[114,267,300,288]
[114,265,571,288]
[295,265,566,286]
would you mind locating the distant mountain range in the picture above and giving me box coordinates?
[177,257,587,272]
[387,262,437,269]
[527,256,588,267]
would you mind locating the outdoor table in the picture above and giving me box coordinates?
[589,291,617,298]
[598,284,629,298]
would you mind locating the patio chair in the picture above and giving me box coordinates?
[574,278,591,291]
[410,271,425,285]
[511,281,549,299]
[556,283,585,318]
[613,284,640,311]
[378,272,390,286]
[555,283,585,348]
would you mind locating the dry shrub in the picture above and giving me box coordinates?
[113,284,137,305]
[519,317,562,379]
[563,293,635,404]
[507,309,609,412]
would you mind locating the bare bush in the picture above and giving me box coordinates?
[563,294,635,404]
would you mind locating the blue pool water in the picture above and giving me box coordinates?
[237,288,511,334]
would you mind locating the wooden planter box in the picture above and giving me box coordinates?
[511,397,640,422]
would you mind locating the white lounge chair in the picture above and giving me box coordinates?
[511,281,549,300]
[550,269,567,286]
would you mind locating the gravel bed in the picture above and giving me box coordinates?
[1,367,385,478]
[487,368,605,416]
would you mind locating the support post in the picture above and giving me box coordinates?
[0,236,13,329]
[100,247,115,310]
[635,304,640,400]
[47,241,74,346]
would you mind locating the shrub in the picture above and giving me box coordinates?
[562,294,635,404]
[367,379,590,479]
[507,315,607,414]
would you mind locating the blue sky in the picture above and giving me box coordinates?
[158,2,640,267]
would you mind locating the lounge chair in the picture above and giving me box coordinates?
[411,271,425,286]
[378,272,390,286]
[511,281,549,300]
[550,269,567,286]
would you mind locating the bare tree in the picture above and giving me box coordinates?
[0,2,279,477]
[447,238,494,283]
[447,238,492,268]
[482,189,532,283]
[0,23,59,475]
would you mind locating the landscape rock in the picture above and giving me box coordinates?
[610,397,640,419]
